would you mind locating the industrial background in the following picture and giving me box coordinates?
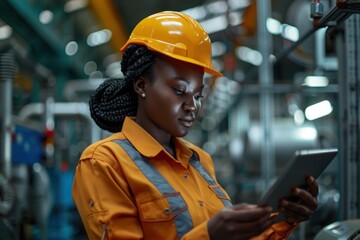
[0,0,359,239]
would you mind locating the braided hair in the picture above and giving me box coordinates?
[89,45,156,132]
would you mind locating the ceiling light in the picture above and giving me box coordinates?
[200,15,228,34]
[206,1,228,15]
[64,0,88,13]
[282,24,299,42]
[303,76,329,87]
[267,18,282,35]
[305,100,333,120]
[0,25,12,40]
[65,41,78,56]
[84,61,97,75]
[182,6,207,21]
[228,0,250,10]
[39,10,54,24]
[228,12,243,26]
[294,109,305,125]
[87,29,112,47]
[235,46,263,66]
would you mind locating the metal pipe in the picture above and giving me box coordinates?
[63,78,105,101]
[18,102,101,143]
[257,0,275,192]
[0,46,16,179]
[275,2,355,64]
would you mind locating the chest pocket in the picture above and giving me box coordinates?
[189,158,232,207]
[113,139,232,239]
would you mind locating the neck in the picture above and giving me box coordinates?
[163,140,175,158]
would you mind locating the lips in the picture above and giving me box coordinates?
[179,117,195,128]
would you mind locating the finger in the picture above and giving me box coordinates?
[224,205,272,222]
[225,212,274,235]
[306,176,319,197]
[292,188,318,210]
[280,199,312,221]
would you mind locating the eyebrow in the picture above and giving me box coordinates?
[173,77,205,89]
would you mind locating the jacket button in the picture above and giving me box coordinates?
[89,199,94,207]
[164,208,171,215]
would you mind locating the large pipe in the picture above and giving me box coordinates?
[0,45,16,179]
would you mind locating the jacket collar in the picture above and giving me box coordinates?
[121,117,193,160]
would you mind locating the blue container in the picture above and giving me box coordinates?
[12,124,43,165]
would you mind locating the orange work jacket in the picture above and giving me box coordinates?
[72,117,297,239]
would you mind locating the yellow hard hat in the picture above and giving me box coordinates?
[120,11,222,76]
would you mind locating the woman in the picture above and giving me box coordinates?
[72,11,318,240]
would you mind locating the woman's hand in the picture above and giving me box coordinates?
[208,203,275,240]
[279,176,319,224]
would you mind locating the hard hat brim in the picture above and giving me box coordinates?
[121,41,223,77]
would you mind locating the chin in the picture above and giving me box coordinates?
[175,128,189,137]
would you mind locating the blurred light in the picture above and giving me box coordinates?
[106,61,123,78]
[212,41,227,57]
[303,76,329,87]
[182,6,207,20]
[64,0,88,13]
[65,41,78,56]
[229,138,244,158]
[294,109,305,125]
[297,126,317,140]
[88,78,105,86]
[305,100,333,120]
[207,1,228,15]
[282,24,299,42]
[200,15,228,34]
[227,80,241,95]
[84,61,97,75]
[39,10,54,24]
[203,141,217,155]
[89,71,103,79]
[0,25,12,40]
[288,102,299,115]
[228,12,243,26]
[33,163,42,173]
[212,59,224,73]
[267,18,282,35]
[235,46,263,66]
[87,29,112,47]
[228,0,250,10]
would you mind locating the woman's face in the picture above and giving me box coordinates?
[138,55,205,140]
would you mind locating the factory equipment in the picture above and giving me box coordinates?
[314,219,360,239]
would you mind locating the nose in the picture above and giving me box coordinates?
[183,96,197,112]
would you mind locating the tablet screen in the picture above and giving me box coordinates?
[259,148,338,221]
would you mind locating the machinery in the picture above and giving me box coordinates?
[314,219,360,240]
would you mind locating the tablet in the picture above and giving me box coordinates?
[259,148,338,222]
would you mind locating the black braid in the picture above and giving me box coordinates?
[89,45,156,132]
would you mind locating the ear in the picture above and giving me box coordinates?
[133,76,147,97]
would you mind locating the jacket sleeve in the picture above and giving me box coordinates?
[72,154,144,239]
[251,221,299,240]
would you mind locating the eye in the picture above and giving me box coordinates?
[173,88,185,95]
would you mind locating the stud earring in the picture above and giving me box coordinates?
[141,93,146,98]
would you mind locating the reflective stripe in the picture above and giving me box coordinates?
[113,140,193,239]
[189,156,232,207]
